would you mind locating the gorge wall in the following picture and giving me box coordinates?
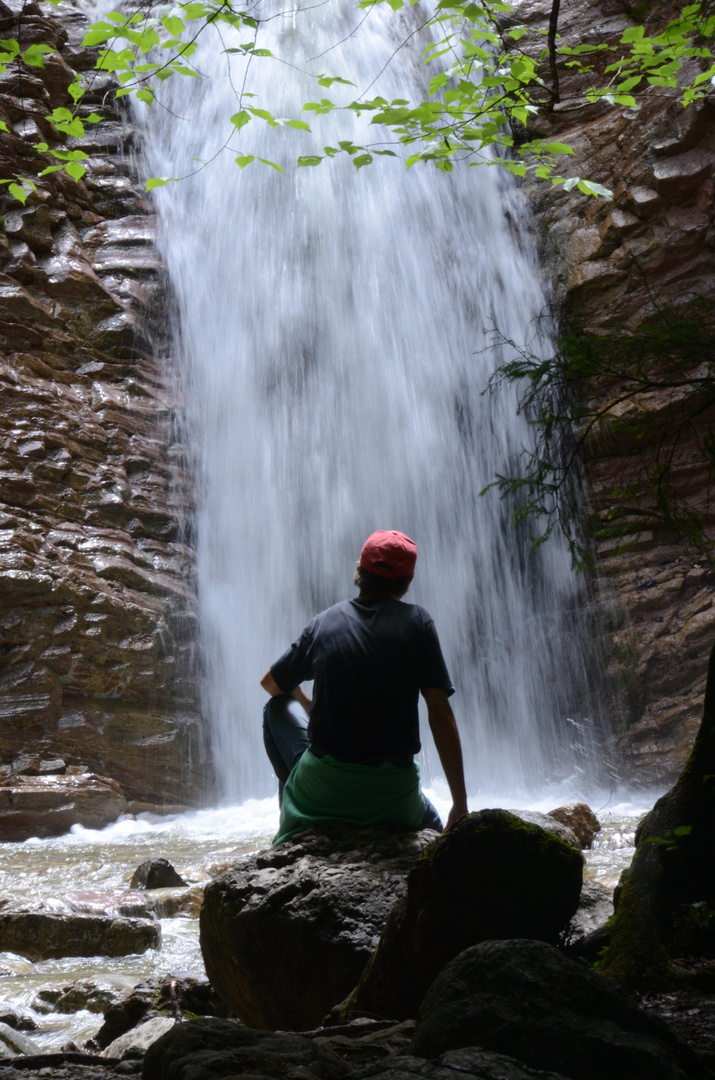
[521,0,715,782]
[0,0,211,808]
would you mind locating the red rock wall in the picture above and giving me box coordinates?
[0,0,212,807]
[521,0,715,782]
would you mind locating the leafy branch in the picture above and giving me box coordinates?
[482,296,715,569]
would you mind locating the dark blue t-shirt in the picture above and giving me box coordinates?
[270,597,454,763]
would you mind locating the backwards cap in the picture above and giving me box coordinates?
[359,530,417,580]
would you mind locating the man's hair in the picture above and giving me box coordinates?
[354,562,413,599]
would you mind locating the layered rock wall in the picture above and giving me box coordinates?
[0,0,212,806]
[520,0,715,781]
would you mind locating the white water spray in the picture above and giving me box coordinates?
[136,0,606,803]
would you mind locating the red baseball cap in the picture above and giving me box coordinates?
[359,530,417,580]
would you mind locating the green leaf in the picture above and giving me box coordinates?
[162,14,186,36]
[0,120,9,133]
[621,25,644,43]
[562,176,580,192]
[673,825,693,836]
[22,43,53,68]
[67,81,84,103]
[83,26,116,46]
[353,153,373,169]
[577,179,614,199]
[0,39,19,55]
[297,154,322,166]
[230,110,250,130]
[65,160,86,181]
[146,177,169,190]
[286,119,311,131]
[536,142,574,155]
[8,182,28,204]
[136,89,154,106]
[235,154,255,168]
[258,157,284,173]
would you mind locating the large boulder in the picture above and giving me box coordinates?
[0,911,160,961]
[336,809,583,1023]
[410,939,708,1080]
[143,1019,351,1080]
[0,773,128,842]
[547,802,601,849]
[199,826,437,1031]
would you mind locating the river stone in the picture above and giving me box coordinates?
[336,810,583,1023]
[0,912,161,961]
[101,1015,176,1059]
[562,879,614,951]
[142,1019,351,1080]
[410,939,708,1080]
[547,802,601,849]
[0,1020,43,1057]
[199,825,437,1031]
[509,808,580,849]
[130,858,187,890]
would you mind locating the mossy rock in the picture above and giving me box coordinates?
[599,638,715,989]
[336,808,583,1022]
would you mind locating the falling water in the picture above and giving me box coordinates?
[136,0,607,803]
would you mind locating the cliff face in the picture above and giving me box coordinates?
[519,0,715,782]
[0,0,212,806]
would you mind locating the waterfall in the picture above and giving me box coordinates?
[135,0,607,803]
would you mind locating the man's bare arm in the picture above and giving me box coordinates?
[260,670,311,714]
[422,687,468,830]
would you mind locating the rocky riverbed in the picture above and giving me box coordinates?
[0,796,650,1065]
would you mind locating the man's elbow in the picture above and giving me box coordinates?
[260,670,283,696]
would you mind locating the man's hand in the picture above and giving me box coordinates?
[422,688,468,829]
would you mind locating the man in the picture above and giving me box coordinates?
[260,529,468,845]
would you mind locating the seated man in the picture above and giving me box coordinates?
[260,529,468,845]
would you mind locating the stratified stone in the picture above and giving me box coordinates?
[0,772,127,842]
[200,826,437,1031]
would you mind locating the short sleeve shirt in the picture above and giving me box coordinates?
[270,597,454,763]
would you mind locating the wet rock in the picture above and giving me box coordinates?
[142,1020,351,1080]
[349,1050,572,1079]
[92,975,230,1051]
[336,810,583,1025]
[130,858,187,890]
[0,772,128,842]
[0,911,160,961]
[0,1003,37,1031]
[33,977,137,1015]
[561,879,614,959]
[200,826,437,1031]
[547,802,601,849]
[410,939,707,1080]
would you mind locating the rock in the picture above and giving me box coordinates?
[142,1019,351,1080]
[349,1049,571,1079]
[547,802,601,848]
[0,772,128,842]
[200,826,437,1031]
[92,974,229,1051]
[101,1015,176,1059]
[0,911,161,961]
[0,1020,43,1057]
[33,976,137,1015]
[130,858,187,890]
[509,808,581,849]
[410,939,708,1080]
[0,1003,37,1030]
[561,879,614,951]
[336,810,583,1024]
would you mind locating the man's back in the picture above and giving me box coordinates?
[271,596,453,762]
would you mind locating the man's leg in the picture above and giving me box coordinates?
[262,696,310,805]
[420,794,443,832]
